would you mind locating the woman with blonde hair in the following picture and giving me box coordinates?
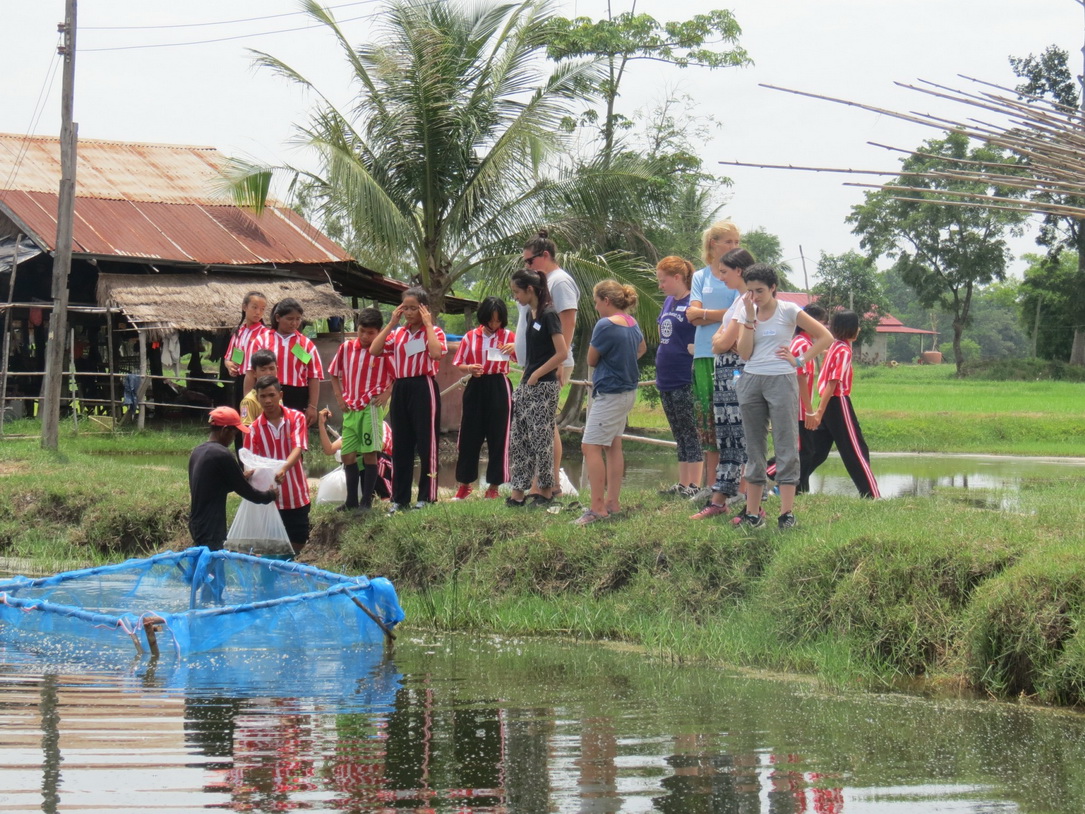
[574,280,646,525]
[685,220,741,498]
[654,255,701,496]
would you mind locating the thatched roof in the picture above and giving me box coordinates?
[96,273,347,339]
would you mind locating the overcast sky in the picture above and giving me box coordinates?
[4,0,1082,279]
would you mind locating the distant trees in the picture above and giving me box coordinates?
[811,251,888,347]
[848,132,1027,375]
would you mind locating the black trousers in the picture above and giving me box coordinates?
[455,374,513,486]
[806,395,880,498]
[389,376,441,505]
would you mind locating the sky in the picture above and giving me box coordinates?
[3,0,1082,280]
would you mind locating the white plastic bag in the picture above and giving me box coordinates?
[316,465,348,504]
[227,448,293,557]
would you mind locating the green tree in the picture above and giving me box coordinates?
[811,251,888,347]
[1018,252,1078,361]
[227,0,615,315]
[1010,44,1085,365]
[967,282,1030,360]
[847,132,1026,375]
[546,8,749,165]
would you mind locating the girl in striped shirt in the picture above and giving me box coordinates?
[370,287,448,509]
[224,290,267,408]
[804,310,880,498]
[451,297,516,500]
[245,298,324,427]
[245,375,311,555]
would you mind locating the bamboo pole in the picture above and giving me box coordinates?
[0,235,20,436]
[106,307,117,423]
[137,331,147,431]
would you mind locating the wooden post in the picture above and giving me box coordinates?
[41,0,78,450]
[0,234,20,436]
[105,307,118,422]
[69,327,78,433]
[137,330,148,431]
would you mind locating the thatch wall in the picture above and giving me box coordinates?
[96,273,348,339]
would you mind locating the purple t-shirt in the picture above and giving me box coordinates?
[655,294,696,392]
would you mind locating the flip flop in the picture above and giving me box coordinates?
[572,509,607,526]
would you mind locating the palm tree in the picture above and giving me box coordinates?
[228,0,623,315]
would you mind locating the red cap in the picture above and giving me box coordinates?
[208,406,249,434]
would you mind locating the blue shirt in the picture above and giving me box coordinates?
[655,293,695,391]
[590,316,643,395]
[689,266,738,359]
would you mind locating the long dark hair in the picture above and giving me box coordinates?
[720,248,756,273]
[233,290,266,339]
[511,268,551,313]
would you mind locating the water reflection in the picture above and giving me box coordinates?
[0,635,1083,811]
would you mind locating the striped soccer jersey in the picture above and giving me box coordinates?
[818,339,853,398]
[226,322,268,373]
[245,406,310,509]
[790,332,816,419]
[386,325,447,378]
[451,326,516,375]
[248,330,325,388]
[328,339,394,410]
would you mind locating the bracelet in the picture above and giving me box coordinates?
[795,355,805,368]
[742,323,754,330]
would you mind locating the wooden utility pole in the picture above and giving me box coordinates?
[41,0,78,450]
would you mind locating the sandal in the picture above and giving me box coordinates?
[528,494,553,507]
[572,509,607,526]
[505,496,527,508]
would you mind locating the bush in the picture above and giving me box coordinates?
[962,357,1085,382]
[939,338,981,365]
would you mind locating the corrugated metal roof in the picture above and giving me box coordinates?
[0,133,353,266]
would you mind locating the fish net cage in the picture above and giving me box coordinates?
[0,547,404,656]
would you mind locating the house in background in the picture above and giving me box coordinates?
[0,134,474,427]
[777,291,937,363]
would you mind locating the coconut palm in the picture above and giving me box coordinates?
[228,0,659,315]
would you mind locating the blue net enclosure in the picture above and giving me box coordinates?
[0,547,405,656]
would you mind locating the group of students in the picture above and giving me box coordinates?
[188,221,879,554]
[653,220,879,531]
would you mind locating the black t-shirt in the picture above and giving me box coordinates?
[522,306,562,383]
[188,440,276,550]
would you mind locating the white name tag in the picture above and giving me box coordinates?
[487,347,509,362]
[703,284,713,294]
[532,321,542,331]
[761,329,777,337]
[677,305,687,312]
[404,337,426,356]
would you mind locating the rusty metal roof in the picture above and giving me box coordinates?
[0,134,353,266]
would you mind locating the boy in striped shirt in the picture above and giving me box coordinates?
[805,310,880,498]
[328,307,394,512]
[245,375,312,554]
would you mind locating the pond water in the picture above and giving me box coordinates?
[1,634,1084,812]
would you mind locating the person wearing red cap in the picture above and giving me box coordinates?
[188,406,278,550]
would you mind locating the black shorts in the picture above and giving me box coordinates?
[278,504,311,549]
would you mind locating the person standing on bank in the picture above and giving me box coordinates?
[686,220,741,498]
[734,264,833,530]
[244,298,324,427]
[654,256,702,498]
[188,406,278,550]
[514,230,578,497]
[370,287,448,510]
[223,291,267,408]
[451,297,516,500]
[575,281,646,525]
[506,268,568,507]
[245,376,312,555]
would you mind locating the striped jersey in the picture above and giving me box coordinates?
[247,330,325,388]
[226,322,268,375]
[245,406,310,509]
[818,339,854,398]
[790,332,816,420]
[328,340,394,411]
[451,326,516,375]
[386,325,447,378]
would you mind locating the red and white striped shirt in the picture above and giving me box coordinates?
[247,330,325,388]
[790,332,816,420]
[245,406,310,509]
[451,326,516,375]
[226,322,268,376]
[818,339,853,398]
[328,340,394,411]
[386,325,447,378]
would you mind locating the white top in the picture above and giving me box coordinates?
[736,299,802,376]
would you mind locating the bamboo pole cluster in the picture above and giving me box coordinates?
[718,76,1085,220]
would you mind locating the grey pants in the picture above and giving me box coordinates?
[736,371,800,485]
